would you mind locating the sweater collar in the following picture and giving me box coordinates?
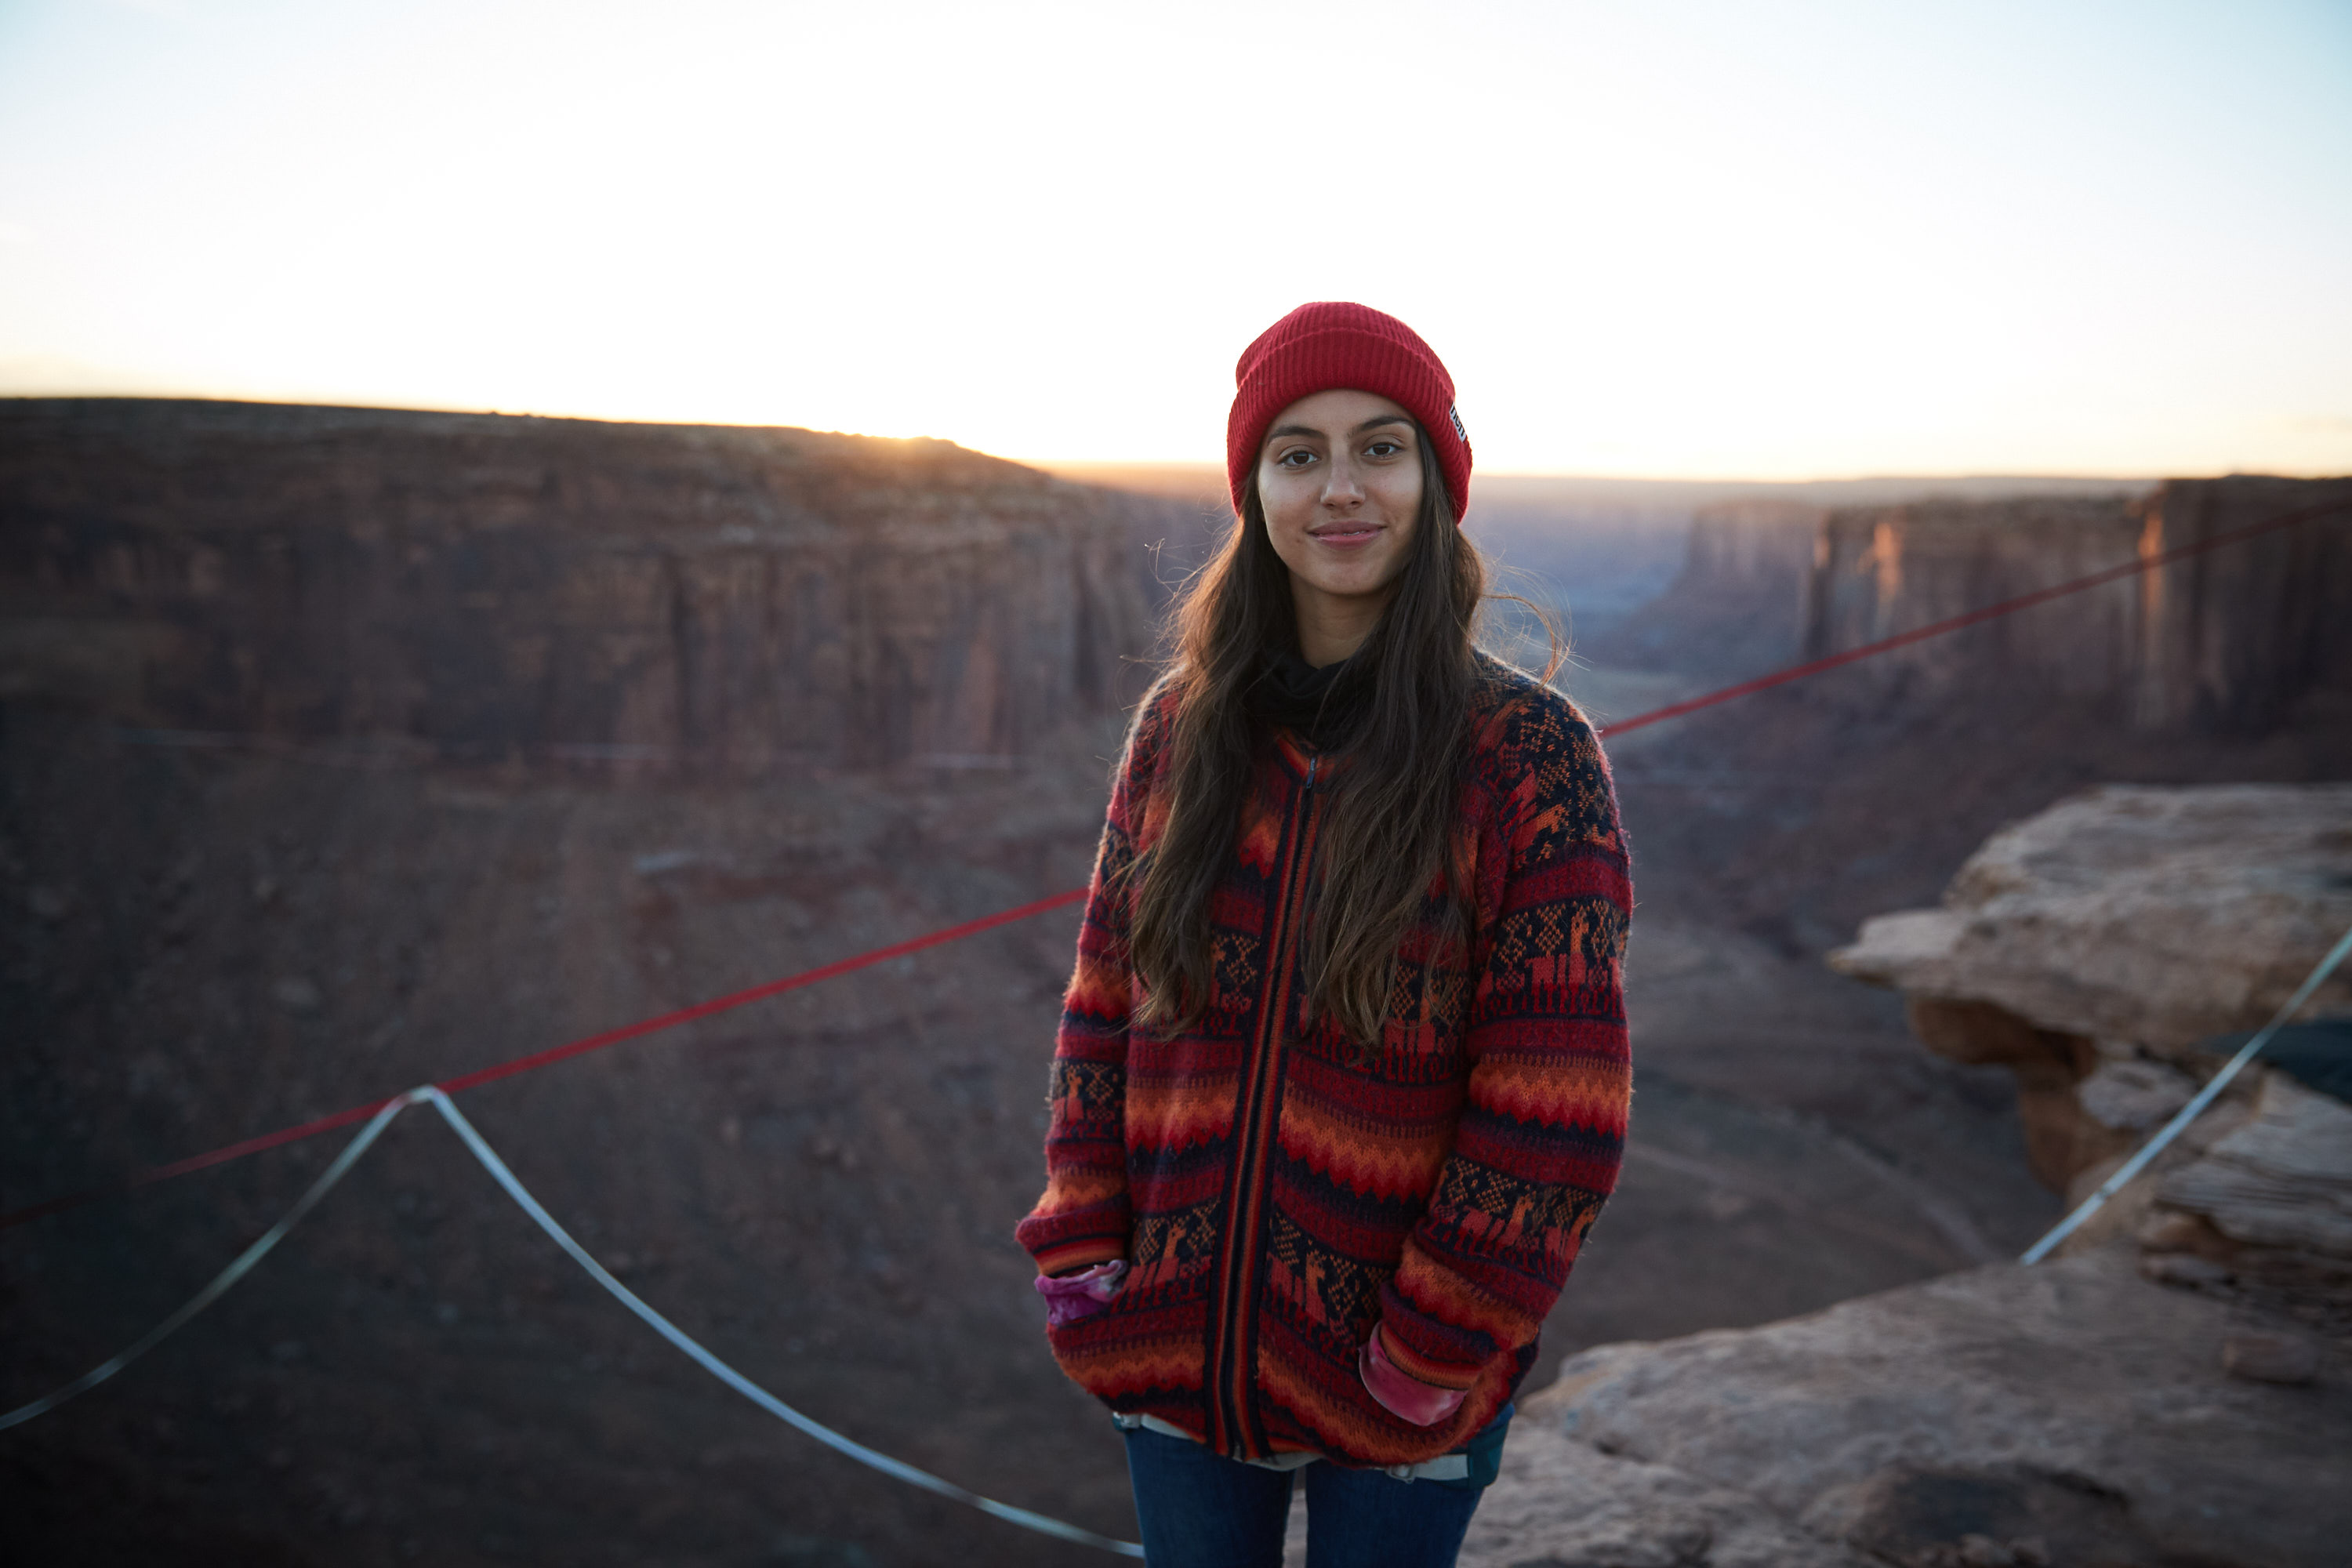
[1247,646,1370,753]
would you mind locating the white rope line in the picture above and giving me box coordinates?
[2,1086,1143,1558]
[0,1091,416,1432]
[415,1087,1144,1557]
[2021,920,2352,1265]
[17,913,2345,1538]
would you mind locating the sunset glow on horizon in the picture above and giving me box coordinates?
[1,0,2347,480]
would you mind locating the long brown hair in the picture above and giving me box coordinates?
[1127,429,1507,1044]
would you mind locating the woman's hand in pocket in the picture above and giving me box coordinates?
[1359,1326,1468,1427]
[1035,1260,1127,1327]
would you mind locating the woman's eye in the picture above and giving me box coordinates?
[1367,440,1402,458]
[1278,449,1316,467]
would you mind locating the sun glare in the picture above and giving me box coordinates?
[0,0,2345,477]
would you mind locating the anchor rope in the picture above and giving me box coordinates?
[2,1087,1147,1555]
[2020,920,2352,1265]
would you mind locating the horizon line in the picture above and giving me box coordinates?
[7,391,2331,487]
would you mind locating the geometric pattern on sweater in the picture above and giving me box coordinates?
[1016,654,1632,1470]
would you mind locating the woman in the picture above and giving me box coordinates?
[1018,302,1632,1567]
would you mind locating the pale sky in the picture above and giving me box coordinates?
[2,0,2347,478]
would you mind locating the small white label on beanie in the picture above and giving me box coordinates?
[1450,405,1469,444]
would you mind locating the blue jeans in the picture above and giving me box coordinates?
[1119,1406,1511,1568]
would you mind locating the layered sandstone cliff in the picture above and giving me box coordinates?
[1801,477,2352,730]
[0,398,1177,772]
[1,398,1185,1565]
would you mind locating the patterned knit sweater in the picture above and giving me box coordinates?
[1015,655,1632,1468]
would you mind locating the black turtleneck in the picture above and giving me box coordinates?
[1247,647,1371,752]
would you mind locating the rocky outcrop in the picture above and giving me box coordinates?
[1460,780,2352,1568]
[1828,783,2352,1190]
[0,397,1181,773]
[2143,1070,2352,1325]
[1460,1432,1878,1568]
[1828,779,2352,1354]
[2158,1073,2352,1258]
[1467,1250,2350,1568]
[1802,477,2352,731]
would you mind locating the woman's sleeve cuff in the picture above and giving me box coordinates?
[1029,1237,1127,1278]
[1360,1327,1469,1427]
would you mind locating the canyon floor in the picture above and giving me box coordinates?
[6,653,2348,1566]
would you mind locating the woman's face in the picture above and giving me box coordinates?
[1255,388,1425,650]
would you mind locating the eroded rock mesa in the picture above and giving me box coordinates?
[1,397,1185,772]
[1802,476,2352,731]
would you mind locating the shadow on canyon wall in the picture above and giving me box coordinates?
[3,402,2347,1566]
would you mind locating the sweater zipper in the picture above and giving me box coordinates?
[1210,750,1319,1459]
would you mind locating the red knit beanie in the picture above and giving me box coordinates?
[1226,301,1472,524]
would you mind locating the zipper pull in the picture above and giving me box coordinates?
[1304,755,1319,792]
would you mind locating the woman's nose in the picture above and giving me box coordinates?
[1320,463,1365,506]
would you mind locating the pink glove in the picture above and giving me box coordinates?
[1359,1328,1467,1427]
[1035,1260,1127,1327]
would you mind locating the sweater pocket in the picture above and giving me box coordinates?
[1044,1275,1203,1404]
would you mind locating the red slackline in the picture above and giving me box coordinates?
[2,494,2341,1233]
[0,890,1084,1231]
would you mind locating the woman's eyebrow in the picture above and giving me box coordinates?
[1265,415,1412,444]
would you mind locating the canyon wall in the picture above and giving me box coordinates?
[1,397,1187,1564]
[1584,497,1823,673]
[2128,477,2352,730]
[0,398,1178,773]
[1800,476,2352,731]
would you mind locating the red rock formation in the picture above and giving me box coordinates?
[0,398,1175,771]
[1802,492,2147,699]
[1800,476,2352,730]
[2130,476,2352,731]
[0,398,1190,1564]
